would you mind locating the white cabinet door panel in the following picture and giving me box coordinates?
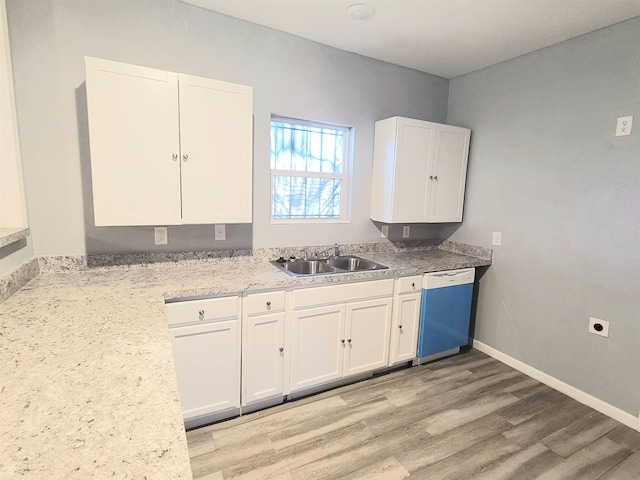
[429,126,470,222]
[179,75,253,224]
[85,57,181,226]
[290,304,346,391]
[244,312,285,405]
[393,120,435,222]
[390,291,421,364]
[169,319,240,419]
[344,298,392,376]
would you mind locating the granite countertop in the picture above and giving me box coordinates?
[161,248,492,300]
[0,227,30,249]
[0,246,490,478]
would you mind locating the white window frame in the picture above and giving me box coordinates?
[270,115,351,224]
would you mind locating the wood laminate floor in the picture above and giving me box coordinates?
[186,348,640,479]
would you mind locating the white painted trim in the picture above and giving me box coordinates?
[473,340,640,432]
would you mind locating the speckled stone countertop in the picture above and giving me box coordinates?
[0,245,490,478]
[0,227,30,249]
[160,248,492,300]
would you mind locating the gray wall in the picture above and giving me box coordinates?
[6,0,449,256]
[0,237,33,276]
[446,17,640,416]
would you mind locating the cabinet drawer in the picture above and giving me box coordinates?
[166,295,240,327]
[245,290,286,315]
[293,279,393,309]
[396,275,422,294]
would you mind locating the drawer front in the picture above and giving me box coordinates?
[293,279,394,309]
[397,275,422,294]
[166,295,240,327]
[245,290,286,315]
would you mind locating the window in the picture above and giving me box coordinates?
[270,116,350,222]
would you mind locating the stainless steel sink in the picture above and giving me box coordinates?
[326,255,386,272]
[272,255,388,277]
[278,259,336,275]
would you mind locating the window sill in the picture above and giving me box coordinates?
[270,219,351,225]
[0,227,30,249]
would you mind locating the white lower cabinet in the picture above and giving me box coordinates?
[166,295,241,425]
[290,304,347,391]
[389,275,423,365]
[290,279,394,393]
[166,276,419,425]
[242,290,287,406]
[344,298,393,376]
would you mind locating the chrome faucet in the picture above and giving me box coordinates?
[313,243,341,259]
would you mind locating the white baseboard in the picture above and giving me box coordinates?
[472,340,640,432]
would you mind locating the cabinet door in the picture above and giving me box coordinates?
[85,57,181,226]
[344,298,393,376]
[290,304,346,392]
[243,312,285,405]
[389,292,422,364]
[392,118,436,223]
[169,319,240,420]
[179,74,253,224]
[428,125,470,222]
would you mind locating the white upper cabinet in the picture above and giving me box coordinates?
[85,57,252,226]
[178,74,253,224]
[370,116,470,224]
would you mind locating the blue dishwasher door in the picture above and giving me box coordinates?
[418,280,473,358]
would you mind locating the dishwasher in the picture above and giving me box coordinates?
[417,268,475,363]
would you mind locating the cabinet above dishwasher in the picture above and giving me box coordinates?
[370,116,470,224]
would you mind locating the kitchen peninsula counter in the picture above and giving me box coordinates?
[0,244,491,478]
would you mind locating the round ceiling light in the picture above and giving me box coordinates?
[346,3,376,20]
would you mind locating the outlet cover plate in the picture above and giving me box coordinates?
[215,224,226,241]
[615,115,633,136]
[154,227,167,245]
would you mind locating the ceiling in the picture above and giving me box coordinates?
[179,0,640,78]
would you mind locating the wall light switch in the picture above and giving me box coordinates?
[381,224,389,238]
[402,225,410,238]
[214,224,226,241]
[492,232,502,246]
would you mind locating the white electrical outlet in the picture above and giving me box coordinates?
[214,224,226,241]
[402,225,410,238]
[492,232,502,246]
[381,224,389,238]
[615,116,633,136]
[154,227,167,245]
[589,317,609,338]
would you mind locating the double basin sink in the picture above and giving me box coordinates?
[272,255,388,277]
